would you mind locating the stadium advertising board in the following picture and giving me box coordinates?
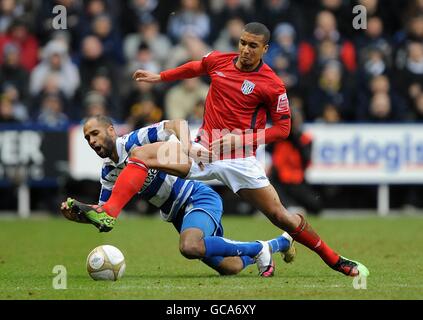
[70,123,423,185]
[0,127,68,185]
[304,124,423,184]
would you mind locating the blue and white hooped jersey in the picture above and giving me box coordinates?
[98,121,195,222]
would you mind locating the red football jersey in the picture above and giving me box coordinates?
[161,51,291,155]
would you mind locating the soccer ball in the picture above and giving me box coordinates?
[86,245,126,281]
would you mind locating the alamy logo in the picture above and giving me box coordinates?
[52,5,67,30]
[353,275,367,290]
[52,265,67,289]
[241,80,255,95]
[352,5,367,30]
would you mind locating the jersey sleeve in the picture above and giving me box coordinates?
[160,51,220,81]
[263,82,291,144]
[200,51,220,73]
[124,121,172,153]
[98,164,115,205]
[98,185,112,206]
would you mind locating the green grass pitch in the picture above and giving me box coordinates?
[0,215,422,300]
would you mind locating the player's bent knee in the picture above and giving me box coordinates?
[179,239,203,259]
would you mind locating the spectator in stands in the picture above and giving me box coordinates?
[165,78,209,120]
[298,10,357,77]
[29,40,80,100]
[187,98,205,126]
[356,16,392,62]
[125,42,160,79]
[0,0,24,34]
[257,0,304,39]
[0,94,20,123]
[271,107,322,216]
[357,46,391,88]
[410,92,423,122]
[357,75,406,122]
[0,43,29,104]
[167,0,210,43]
[307,60,352,121]
[357,0,405,36]
[35,0,83,48]
[355,16,393,86]
[1,83,28,122]
[123,18,172,68]
[30,72,70,119]
[321,103,342,123]
[210,0,252,43]
[0,18,38,71]
[36,93,69,129]
[83,91,108,118]
[80,0,108,26]
[396,41,423,106]
[366,92,397,122]
[264,22,299,90]
[123,80,163,121]
[165,33,210,70]
[125,96,162,130]
[89,70,120,119]
[78,35,119,100]
[318,0,354,38]
[120,0,162,35]
[213,17,245,53]
[89,14,125,65]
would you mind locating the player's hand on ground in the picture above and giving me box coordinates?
[132,69,161,83]
[211,133,243,156]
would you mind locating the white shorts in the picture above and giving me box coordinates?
[186,156,270,193]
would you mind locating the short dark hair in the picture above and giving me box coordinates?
[243,22,271,45]
[83,115,113,127]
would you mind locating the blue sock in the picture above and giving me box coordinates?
[240,256,255,268]
[203,237,262,258]
[268,236,290,253]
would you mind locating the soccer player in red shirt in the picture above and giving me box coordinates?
[72,23,368,278]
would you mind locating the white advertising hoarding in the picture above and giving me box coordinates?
[304,124,423,184]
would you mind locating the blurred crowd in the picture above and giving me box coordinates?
[1,0,423,213]
[0,0,422,128]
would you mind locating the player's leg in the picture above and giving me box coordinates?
[177,184,293,276]
[237,185,369,277]
[102,141,192,216]
[176,210,248,275]
[101,141,193,216]
[68,141,193,230]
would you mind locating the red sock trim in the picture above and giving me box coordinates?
[127,158,149,171]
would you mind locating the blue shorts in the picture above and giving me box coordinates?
[172,182,224,237]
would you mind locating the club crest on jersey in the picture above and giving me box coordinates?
[241,80,255,95]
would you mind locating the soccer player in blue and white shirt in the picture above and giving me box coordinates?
[61,115,294,276]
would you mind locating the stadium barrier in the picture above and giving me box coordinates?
[2,124,423,216]
[304,124,423,215]
[0,125,68,217]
